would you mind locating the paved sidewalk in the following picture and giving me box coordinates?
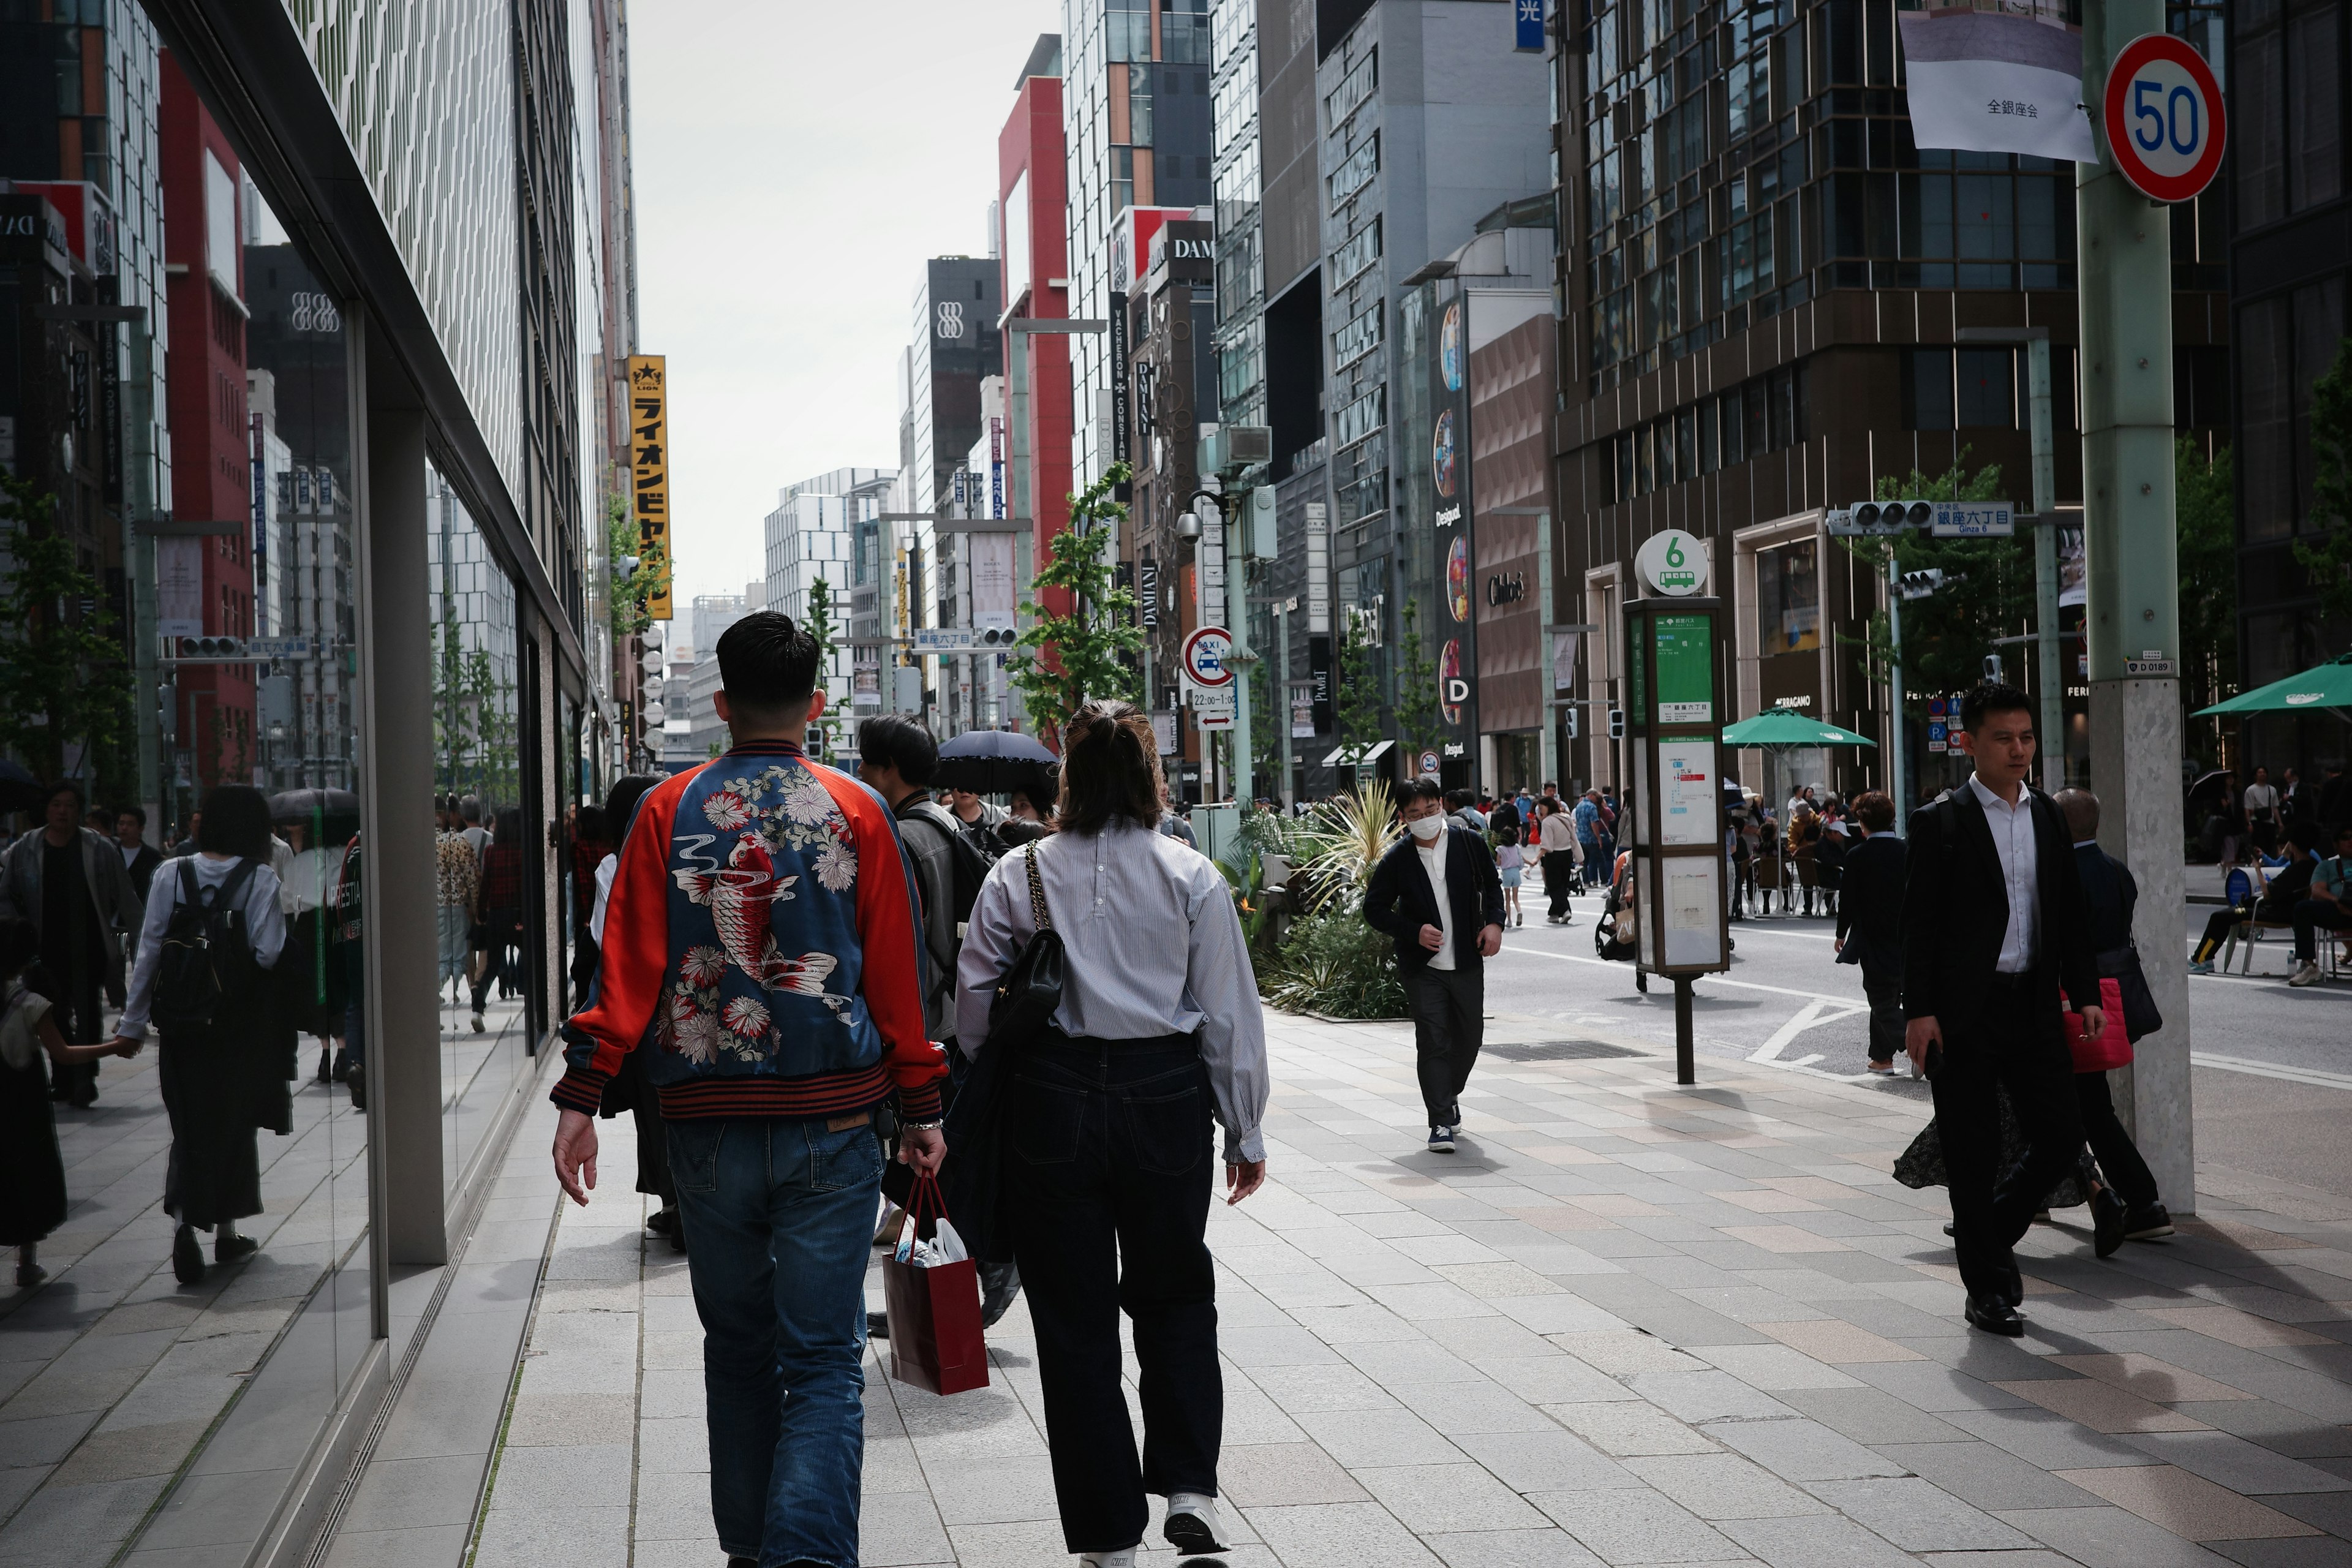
[464,1010,2352,1568]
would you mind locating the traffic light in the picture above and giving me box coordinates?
[976,625,1017,647]
[1607,707,1626,739]
[1856,499,1936,532]
[1564,706,1580,739]
[176,635,247,658]
[1898,568,1954,601]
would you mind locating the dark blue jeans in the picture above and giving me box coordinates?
[1007,1033,1221,1555]
[666,1115,881,1568]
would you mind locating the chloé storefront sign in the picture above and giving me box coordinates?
[1485,570,1527,606]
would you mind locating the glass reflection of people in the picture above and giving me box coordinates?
[113,786,288,1285]
[276,813,348,1088]
[330,827,366,1109]
[470,807,525,1031]
[0,781,141,1109]
[2,918,143,1287]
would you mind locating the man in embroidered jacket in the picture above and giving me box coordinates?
[551,611,944,1568]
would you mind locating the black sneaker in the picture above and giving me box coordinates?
[2124,1203,2174,1241]
[866,1310,891,1340]
[1448,1101,1462,1128]
[346,1060,366,1112]
[214,1233,258,1266]
[172,1224,205,1285]
[979,1260,1022,1327]
[2092,1186,2126,1259]
[1427,1126,1457,1153]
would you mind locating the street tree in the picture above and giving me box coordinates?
[1395,597,1444,768]
[1335,606,1383,786]
[1008,463,1143,743]
[2176,437,2238,763]
[0,470,132,794]
[2297,336,2352,631]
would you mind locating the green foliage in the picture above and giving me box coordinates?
[1335,608,1384,782]
[2296,336,2352,629]
[805,576,837,673]
[1395,598,1443,767]
[1008,464,1145,741]
[1261,903,1407,1019]
[432,627,519,805]
[1249,648,1281,793]
[0,471,132,794]
[2177,439,2239,749]
[606,489,670,642]
[1834,458,2029,700]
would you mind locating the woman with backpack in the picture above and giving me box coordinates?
[2,918,144,1287]
[111,785,287,1285]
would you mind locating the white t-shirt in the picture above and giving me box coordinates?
[2243,783,2280,821]
[1416,828,1457,971]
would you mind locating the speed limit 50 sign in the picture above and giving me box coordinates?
[2103,33,2226,203]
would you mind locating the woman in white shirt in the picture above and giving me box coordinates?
[113,786,287,1286]
[579,774,678,1248]
[955,700,1268,1568]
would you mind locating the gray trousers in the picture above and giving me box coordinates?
[1405,962,1483,1128]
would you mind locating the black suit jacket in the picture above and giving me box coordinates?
[1363,826,1507,974]
[1900,782,2098,1037]
[126,845,162,907]
[1833,832,1905,978]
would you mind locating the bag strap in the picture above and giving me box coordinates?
[176,858,200,908]
[1023,842,1050,932]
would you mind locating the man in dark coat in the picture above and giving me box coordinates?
[1901,685,2103,1336]
[0,782,141,1106]
[1365,777,1506,1155]
[1833,791,1905,1073]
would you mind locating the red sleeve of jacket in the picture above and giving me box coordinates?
[819,769,945,1120]
[552,771,693,1114]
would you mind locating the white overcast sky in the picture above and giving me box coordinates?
[631,0,1063,628]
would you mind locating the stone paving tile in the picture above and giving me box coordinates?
[374,1012,2352,1566]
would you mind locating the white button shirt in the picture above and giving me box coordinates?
[1967,772,2040,974]
[1416,826,1457,971]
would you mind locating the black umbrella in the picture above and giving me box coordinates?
[270,788,360,822]
[933,729,1058,794]
[0,758,47,815]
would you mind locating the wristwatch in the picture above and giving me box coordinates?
[902,1118,945,1132]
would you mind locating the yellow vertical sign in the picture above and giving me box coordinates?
[627,354,673,620]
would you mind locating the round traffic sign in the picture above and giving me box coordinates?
[2103,33,2225,203]
[1417,750,1441,777]
[1182,625,1235,687]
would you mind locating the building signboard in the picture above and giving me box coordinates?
[627,354,674,619]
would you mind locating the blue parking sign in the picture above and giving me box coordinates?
[1516,0,1545,51]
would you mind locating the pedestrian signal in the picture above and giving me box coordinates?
[1607,708,1625,739]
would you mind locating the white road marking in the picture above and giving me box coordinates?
[2192,1052,2352,1091]
[1498,943,1868,1006]
[1748,995,1871,1065]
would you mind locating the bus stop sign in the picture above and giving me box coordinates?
[2103,33,2225,203]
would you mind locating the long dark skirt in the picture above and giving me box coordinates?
[160,1026,264,1229]
[0,1051,67,1246]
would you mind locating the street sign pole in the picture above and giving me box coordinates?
[1887,552,1907,824]
[2081,0,2201,1213]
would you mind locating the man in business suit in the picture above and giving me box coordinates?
[1902,684,2104,1336]
[1365,776,1507,1154]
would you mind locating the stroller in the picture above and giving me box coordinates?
[1593,848,1647,992]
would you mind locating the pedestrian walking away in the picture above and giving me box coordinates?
[1365,776,1507,1154]
[1536,797,1580,924]
[1494,823,1526,927]
[548,611,944,1568]
[110,785,291,1286]
[0,780,141,1109]
[1833,791,1905,1074]
[578,774,682,1252]
[1900,683,2103,1337]
[953,699,1269,1567]
[2053,788,2172,1256]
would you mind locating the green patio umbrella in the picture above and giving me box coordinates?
[2193,652,2352,724]
[1719,710,1880,748]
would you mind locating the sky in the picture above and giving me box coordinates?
[630,0,1063,631]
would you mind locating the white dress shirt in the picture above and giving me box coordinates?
[1967,773,2040,974]
[956,818,1269,1162]
[1416,827,1457,971]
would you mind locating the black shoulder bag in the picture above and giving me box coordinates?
[940,843,1066,1264]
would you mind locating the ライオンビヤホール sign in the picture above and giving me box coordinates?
[1635,529,1707,597]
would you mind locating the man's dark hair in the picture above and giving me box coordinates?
[1959,682,2035,734]
[45,780,85,810]
[197,785,274,859]
[1854,791,1896,834]
[603,773,664,848]
[1403,775,1445,805]
[118,805,147,829]
[1056,700,1161,835]
[858,714,938,787]
[1444,788,1472,811]
[716,611,819,723]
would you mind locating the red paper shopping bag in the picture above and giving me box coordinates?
[882,1176,990,1396]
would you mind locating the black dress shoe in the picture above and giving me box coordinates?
[2092,1186,2127,1259]
[867,1310,891,1340]
[1964,1294,2026,1336]
[172,1224,205,1285]
[2124,1202,2174,1240]
[214,1233,258,1265]
[979,1259,1022,1327]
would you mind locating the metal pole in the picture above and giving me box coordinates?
[2028,336,2063,790]
[1673,975,1695,1085]
[1276,598,1293,809]
[2079,0,2193,1212]
[1226,496,1251,803]
[1886,551,1907,825]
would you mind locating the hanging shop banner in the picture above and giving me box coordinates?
[627,353,674,620]
[1897,7,2098,163]
[157,536,204,638]
[1309,634,1334,733]
[2057,527,2086,608]
[1304,502,1330,634]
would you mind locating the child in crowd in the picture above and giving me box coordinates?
[1495,823,1526,929]
[1,918,143,1287]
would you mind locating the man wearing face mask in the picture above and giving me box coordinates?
[1363,777,1507,1153]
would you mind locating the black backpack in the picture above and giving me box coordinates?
[152,858,260,1033]
[903,801,993,938]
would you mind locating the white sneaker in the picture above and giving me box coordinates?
[1077,1550,1136,1567]
[873,1200,905,1247]
[2288,962,2322,987]
[1165,1493,1232,1554]
[470,1011,485,1033]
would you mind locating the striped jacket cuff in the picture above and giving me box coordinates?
[551,1067,609,1115]
[897,1079,943,1121]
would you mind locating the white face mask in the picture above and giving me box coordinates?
[1408,814,1445,842]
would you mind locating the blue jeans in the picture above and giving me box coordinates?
[666,1115,881,1568]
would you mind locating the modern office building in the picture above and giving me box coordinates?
[766,466,895,741]
[1551,0,2229,799]
[2227,0,2350,779]
[1061,0,1215,491]
[1209,0,1265,428]
[0,5,639,1562]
